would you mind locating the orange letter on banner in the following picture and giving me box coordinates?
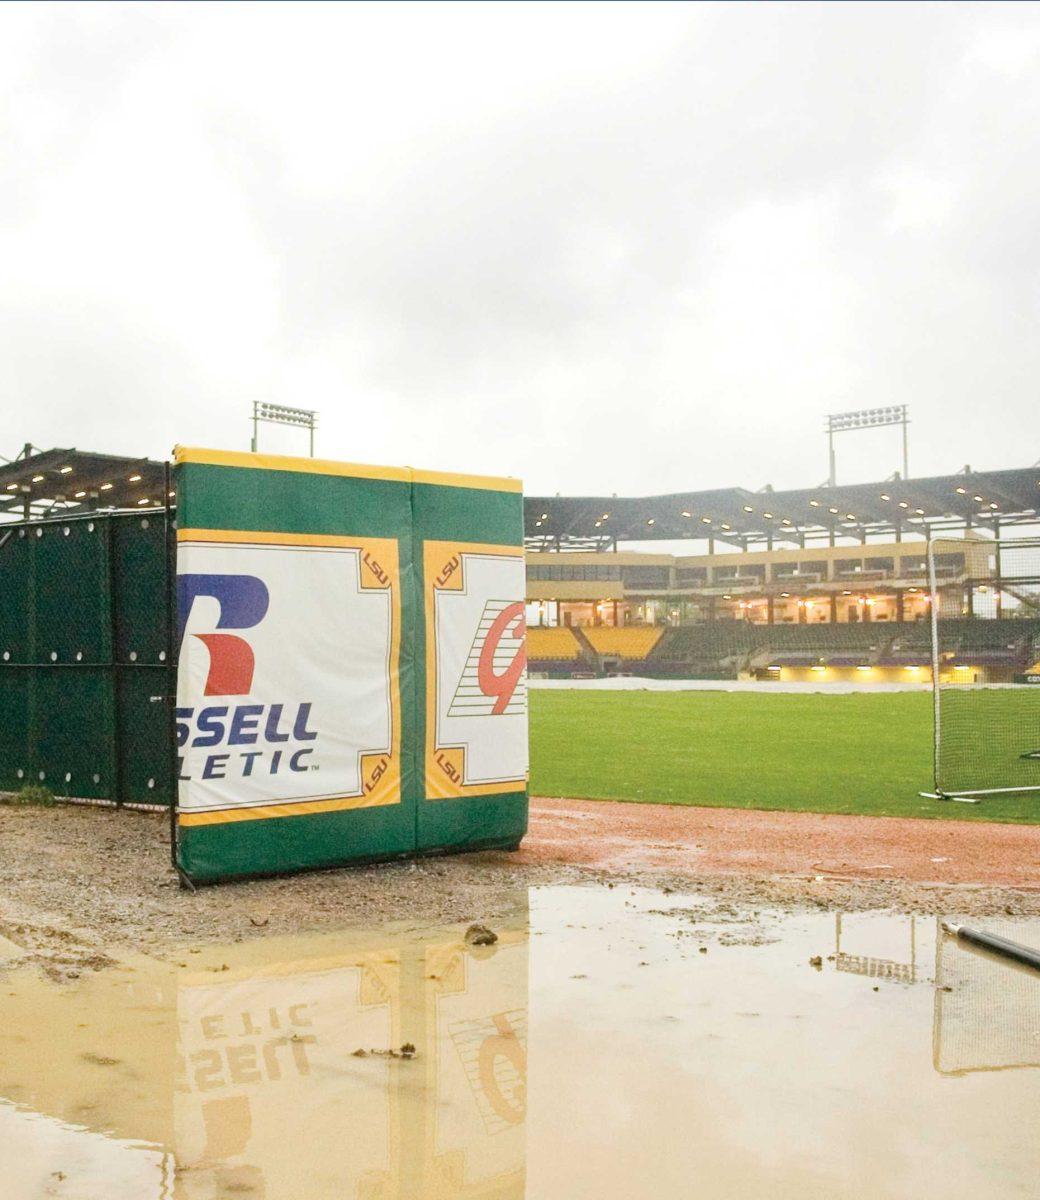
[477,602,526,714]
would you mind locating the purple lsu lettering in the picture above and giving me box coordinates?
[176,702,318,781]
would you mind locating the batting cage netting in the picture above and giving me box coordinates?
[927,536,1040,801]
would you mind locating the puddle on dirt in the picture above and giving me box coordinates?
[1,885,1039,1199]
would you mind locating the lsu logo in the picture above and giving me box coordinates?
[448,600,527,718]
[178,574,270,695]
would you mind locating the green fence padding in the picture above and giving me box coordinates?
[412,477,528,854]
[0,447,527,882]
[173,448,528,882]
[0,511,172,805]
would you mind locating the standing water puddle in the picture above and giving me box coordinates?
[1,884,1038,1198]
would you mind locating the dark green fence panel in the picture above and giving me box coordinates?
[0,511,172,806]
[34,668,116,799]
[0,672,30,792]
[117,667,174,805]
[113,515,169,666]
[0,527,32,662]
[35,519,112,664]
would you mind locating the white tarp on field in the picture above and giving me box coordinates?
[527,676,933,694]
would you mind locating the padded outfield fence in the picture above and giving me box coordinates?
[0,447,529,883]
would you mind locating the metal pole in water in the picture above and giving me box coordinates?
[942,923,1040,975]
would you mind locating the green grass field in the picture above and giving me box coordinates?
[529,690,1040,824]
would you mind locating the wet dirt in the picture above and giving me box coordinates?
[2,805,1040,977]
[1,885,1039,1199]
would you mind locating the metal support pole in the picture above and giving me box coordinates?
[828,426,836,487]
[902,410,909,480]
[251,401,258,453]
[164,461,180,869]
[105,515,124,806]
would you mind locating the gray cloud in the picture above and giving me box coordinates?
[3,2,1039,494]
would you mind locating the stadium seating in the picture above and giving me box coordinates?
[573,617,1040,678]
[527,626,582,662]
[583,626,663,660]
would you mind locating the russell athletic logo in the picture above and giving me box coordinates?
[447,600,527,718]
[176,573,318,783]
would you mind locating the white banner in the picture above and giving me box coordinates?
[424,542,529,799]
[176,532,400,825]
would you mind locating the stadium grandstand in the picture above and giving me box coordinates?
[5,443,1040,685]
[523,464,1040,683]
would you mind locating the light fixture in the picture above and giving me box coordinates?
[846,513,855,520]
[743,505,754,512]
[898,501,909,508]
[137,498,150,506]
[809,499,820,507]
[31,474,44,483]
[647,518,655,525]
[602,513,609,519]
[59,465,72,474]
[955,487,966,494]
[5,483,17,491]
[763,511,773,518]
[720,522,731,529]
[701,517,711,524]
[880,493,890,501]
[129,474,142,483]
[74,490,86,499]
[100,483,113,491]
[915,508,924,515]
[682,510,692,518]
[828,507,838,514]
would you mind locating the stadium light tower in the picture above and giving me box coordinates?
[825,405,909,486]
[250,402,318,457]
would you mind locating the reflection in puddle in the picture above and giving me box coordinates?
[2,887,1040,1199]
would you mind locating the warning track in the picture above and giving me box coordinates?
[522,797,1040,889]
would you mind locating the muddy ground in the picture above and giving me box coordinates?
[2,800,1040,979]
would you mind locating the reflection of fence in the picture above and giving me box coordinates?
[0,511,173,806]
[834,914,917,983]
[933,918,1040,1075]
[450,1008,528,1135]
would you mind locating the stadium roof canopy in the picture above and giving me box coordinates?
[0,446,168,522]
[525,466,1040,550]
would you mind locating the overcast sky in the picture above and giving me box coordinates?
[3,2,1039,497]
